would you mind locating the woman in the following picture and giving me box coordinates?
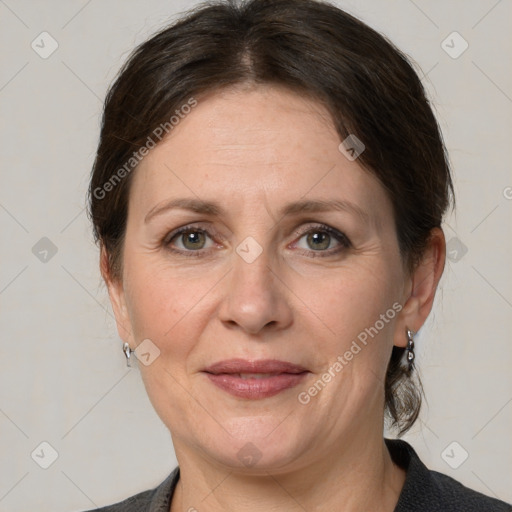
[85,0,511,510]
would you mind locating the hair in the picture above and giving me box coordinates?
[88,0,454,435]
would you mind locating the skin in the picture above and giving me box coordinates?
[103,84,446,511]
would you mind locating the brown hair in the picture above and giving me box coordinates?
[88,0,454,435]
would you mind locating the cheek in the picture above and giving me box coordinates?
[300,260,402,386]
[302,262,399,333]
[122,265,204,412]
[123,256,213,361]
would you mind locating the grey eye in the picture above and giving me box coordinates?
[305,231,332,250]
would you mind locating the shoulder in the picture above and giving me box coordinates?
[385,438,511,512]
[427,469,511,511]
[85,490,153,512]
[77,467,179,512]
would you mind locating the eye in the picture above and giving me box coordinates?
[165,226,215,253]
[293,224,351,255]
[163,223,351,258]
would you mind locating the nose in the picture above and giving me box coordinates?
[218,247,293,336]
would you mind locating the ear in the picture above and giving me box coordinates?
[100,245,134,347]
[394,227,446,347]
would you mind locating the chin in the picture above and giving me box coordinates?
[198,415,308,473]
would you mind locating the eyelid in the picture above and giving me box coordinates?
[292,222,349,241]
[290,223,351,250]
[164,223,219,246]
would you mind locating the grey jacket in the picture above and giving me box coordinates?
[82,439,511,511]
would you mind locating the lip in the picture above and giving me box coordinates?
[202,359,309,399]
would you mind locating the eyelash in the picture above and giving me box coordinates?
[163,223,351,258]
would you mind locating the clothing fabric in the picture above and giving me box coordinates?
[82,438,511,511]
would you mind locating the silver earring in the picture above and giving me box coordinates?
[406,328,415,370]
[123,342,133,367]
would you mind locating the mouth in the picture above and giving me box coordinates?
[202,359,310,399]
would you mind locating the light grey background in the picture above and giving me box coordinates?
[1,0,511,510]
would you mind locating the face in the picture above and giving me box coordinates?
[107,84,435,473]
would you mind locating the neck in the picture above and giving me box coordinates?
[170,432,406,512]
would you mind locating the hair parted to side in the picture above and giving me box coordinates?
[88,0,454,435]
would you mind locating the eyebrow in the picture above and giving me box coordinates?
[144,197,370,224]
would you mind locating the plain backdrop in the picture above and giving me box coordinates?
[0,0,511,510]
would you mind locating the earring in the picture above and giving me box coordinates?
[405,328,415,370]
[123,342,133,367]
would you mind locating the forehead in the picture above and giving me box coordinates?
[129,85,391,221]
